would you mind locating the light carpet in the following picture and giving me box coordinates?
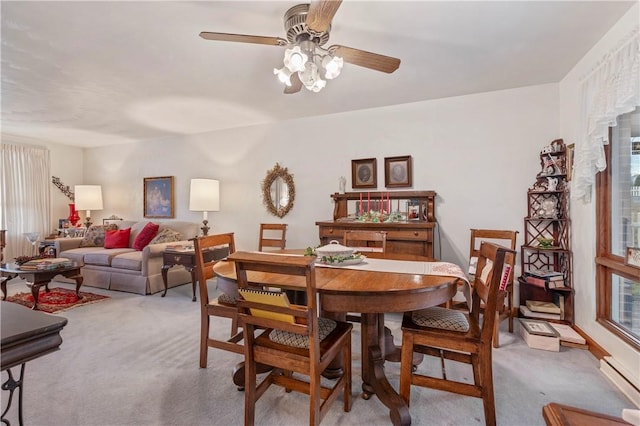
[0,278,634,426]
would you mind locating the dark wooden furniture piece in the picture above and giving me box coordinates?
[213,255,459,426]
[399,243,515,426]
[193,233,244,369]
[467,228,518,348]
[231,251,353,426]
[1,302,68,425]
[316,190,438,259]
[343,230,387,253]
[161,244,229,301]
[542,402,631,426]
[519,139,574,325]
[258,223,287,251]
[0,263,83,310]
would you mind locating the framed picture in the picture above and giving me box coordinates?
[519,318,559,337]
[352,158,377,189]
[625,247,640,269]
[144,176,175,218]
[566,143,575,181]
[385,155,412,188]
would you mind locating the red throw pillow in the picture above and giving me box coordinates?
[132,222,160,251]
[104,228,131,249]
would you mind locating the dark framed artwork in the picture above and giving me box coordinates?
[385,155,412,188]
[352,158,377,189]
[144,176,175,218]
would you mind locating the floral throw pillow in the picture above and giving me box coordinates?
[79,224,118,247]
[149,228,181,244]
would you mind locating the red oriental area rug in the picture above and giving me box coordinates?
[5,287,110,313]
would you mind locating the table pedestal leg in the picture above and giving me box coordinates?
[361,313,411,426]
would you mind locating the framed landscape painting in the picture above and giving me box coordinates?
[144,176,175,218]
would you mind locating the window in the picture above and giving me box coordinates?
[596,107,640,349]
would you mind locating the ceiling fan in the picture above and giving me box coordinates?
[199,0,401,93]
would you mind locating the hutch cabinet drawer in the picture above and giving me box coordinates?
[386,230,431,241]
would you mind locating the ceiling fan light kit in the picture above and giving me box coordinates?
[200,1,400,94]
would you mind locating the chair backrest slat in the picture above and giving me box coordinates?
[472,242,516,340]
[258,223,287,251]
[193,233,236,304]
[343,230,387,253]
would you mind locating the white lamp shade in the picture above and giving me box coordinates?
[189,179,220,212]
[74,185,103,210]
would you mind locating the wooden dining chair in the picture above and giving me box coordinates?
[343,230,387,254]
[258,223,287,252]
[193,232,244,368]
[465,229,518,348]
[230,251,352,426]
[399,242,516,426]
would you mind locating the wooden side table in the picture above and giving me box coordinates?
[1,302,68,425]
[542,402,630,425]
[161,246,229,301]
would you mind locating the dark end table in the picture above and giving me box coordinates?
[161,246,229,301]
[1,302,68,424]
[0,263,83,310]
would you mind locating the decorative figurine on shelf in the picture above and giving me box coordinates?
[546,177,558,191]
[339,176,346,194]
[539,199,558,218]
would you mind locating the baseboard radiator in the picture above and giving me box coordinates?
[600,356,640,408]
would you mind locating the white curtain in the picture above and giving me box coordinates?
[0,143,51,261]
[572,28,640,202]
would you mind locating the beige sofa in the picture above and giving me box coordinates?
[55,220,199,295]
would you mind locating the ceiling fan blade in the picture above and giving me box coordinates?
[284,73,303,94]
[306,0,342,33]
[330,45,401,73]
[199,32,287,47]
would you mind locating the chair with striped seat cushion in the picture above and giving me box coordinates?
[400,242,516,426]
[232,251,352,426]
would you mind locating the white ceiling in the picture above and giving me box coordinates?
[1,1,635,148]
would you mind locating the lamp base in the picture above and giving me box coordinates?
[200,220,210,236]
[84,218,93,229]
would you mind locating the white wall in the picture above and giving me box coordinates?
[559,4,640,382]
[83,84,558,283]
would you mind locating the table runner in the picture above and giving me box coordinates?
[316,257,471,307]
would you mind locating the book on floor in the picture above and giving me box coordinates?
[550,323,586,345]
[519,318,560,351]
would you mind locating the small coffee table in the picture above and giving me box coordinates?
[0,263,83,310]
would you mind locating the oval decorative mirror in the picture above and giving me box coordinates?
[262,163,295,218]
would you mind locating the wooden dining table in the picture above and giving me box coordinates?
[213,252,464,426]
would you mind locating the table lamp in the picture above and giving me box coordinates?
[189,179,220,236]
[75,185,103,228]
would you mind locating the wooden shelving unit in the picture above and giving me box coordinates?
[519,139,574,325]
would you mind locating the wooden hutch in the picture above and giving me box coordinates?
[315,191,438,259]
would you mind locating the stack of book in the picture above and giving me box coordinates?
[520,293,565,320]
[19,257,73,271]
[524,269,565,289]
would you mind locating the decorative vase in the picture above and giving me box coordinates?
[68,203,80,227]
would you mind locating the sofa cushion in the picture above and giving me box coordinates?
[111,251,143,271]
[80,224,118,247]
[83,248,136,266]
[104,228,131,249]
[132,222,159,250]
[149,227,181,244]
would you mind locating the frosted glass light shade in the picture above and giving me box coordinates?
[189,179,220,212]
